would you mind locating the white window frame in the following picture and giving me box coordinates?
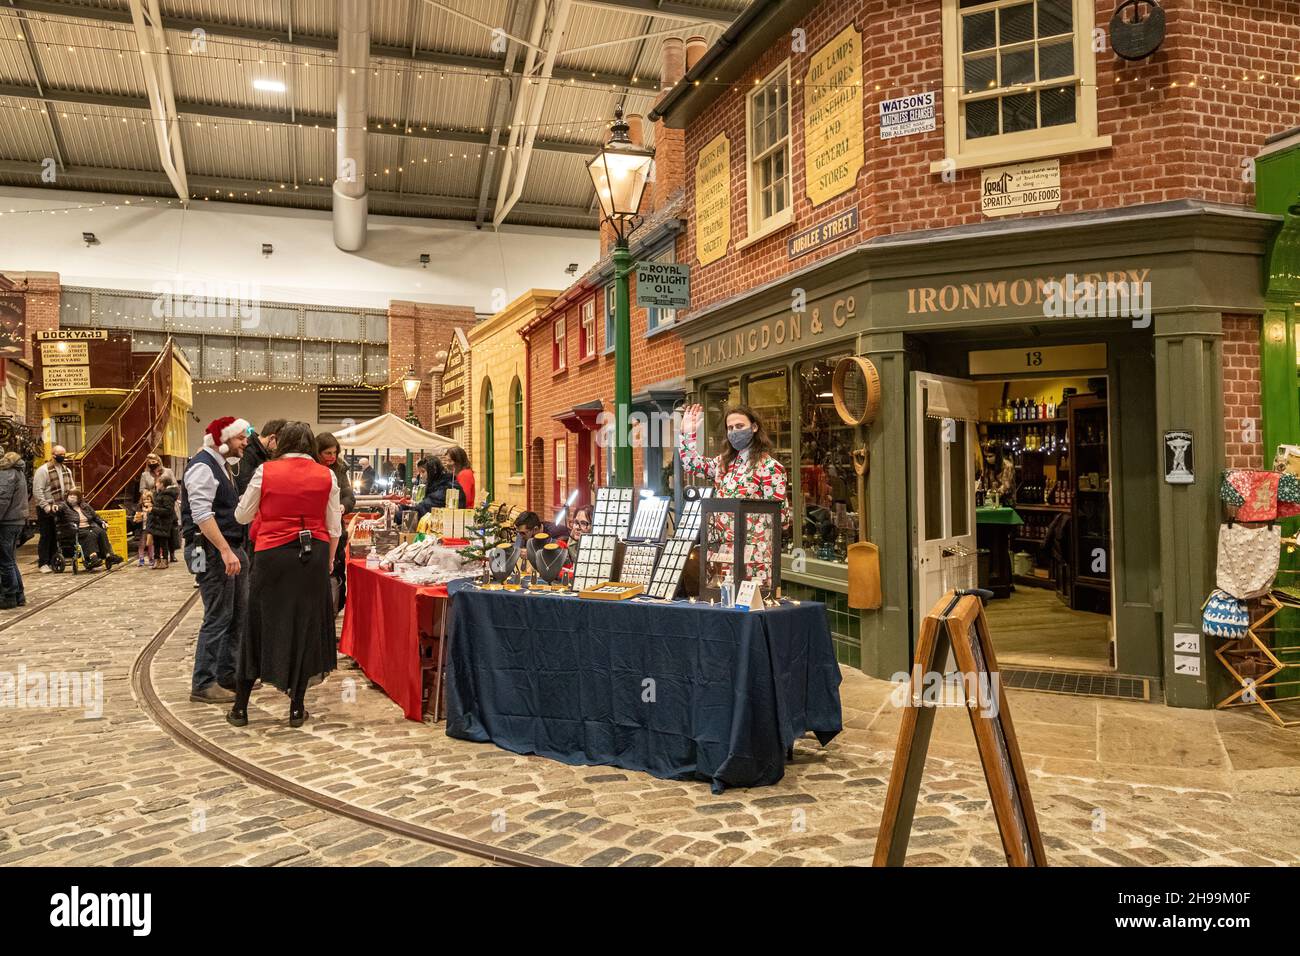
[745,60,794,242]
[553,316,566,371]
[580,298,597,359]
[932,0,1109,173]
[603,284,616,356]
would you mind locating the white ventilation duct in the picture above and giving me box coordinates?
[333,0,369,251]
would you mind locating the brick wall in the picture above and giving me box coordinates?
[385,300,477,429]
[523,270,686,511]
[0,271,60,427]
[1223,314,1263,470]
[678,0,1300,316]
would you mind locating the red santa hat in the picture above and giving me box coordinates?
[203,416,251,455]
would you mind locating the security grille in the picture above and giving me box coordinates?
[317,386,383,424]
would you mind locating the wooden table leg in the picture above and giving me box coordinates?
[430,596,450,723]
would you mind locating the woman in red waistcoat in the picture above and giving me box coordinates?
[229,421,342,728]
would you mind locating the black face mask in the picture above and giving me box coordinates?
[54,455,66,464]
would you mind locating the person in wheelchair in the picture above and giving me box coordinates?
[54,488,123,572]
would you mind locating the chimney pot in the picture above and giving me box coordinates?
[626,113,644,146]
[685,35,707,71]
[661,36,685,89]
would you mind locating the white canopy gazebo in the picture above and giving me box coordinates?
[332,412,456,453]
[330,413,457,496]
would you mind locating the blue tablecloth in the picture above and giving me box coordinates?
[444,584,843,792]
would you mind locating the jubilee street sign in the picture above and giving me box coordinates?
[635,261,690,310]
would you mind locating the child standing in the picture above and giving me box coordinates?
[147,477,179,571]
[133,490,154,566]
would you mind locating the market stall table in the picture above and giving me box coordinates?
[444,583,843,792]
[339,558,451,721]
[976,505,1023,599]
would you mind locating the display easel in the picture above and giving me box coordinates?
[875,589,1047,867]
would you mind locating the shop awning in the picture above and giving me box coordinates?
[332,412,456,452]
[923,380,980,422]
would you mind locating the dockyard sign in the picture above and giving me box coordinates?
[980,159,1061,218]
[695,133,731,266]
[635,262,690,309]
[804,25,864,206]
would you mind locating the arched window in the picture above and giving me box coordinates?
[483,379,495,502]
[511,378,524,475]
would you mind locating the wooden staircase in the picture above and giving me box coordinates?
[74,339,176,509]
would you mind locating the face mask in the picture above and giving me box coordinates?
[54,455,66,463]
[727,428,753,452]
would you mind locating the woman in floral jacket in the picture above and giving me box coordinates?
[679,403,790,589]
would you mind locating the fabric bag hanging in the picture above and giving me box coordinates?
[1216,522,1282,600]
[1219,469,1281,522]
[1202,589,1249,639]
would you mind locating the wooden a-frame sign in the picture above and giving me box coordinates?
[874,590,1047,867]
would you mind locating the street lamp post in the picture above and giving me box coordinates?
[587,106,654,487]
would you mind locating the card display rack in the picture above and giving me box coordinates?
[572,533,618,591]
[593,487,633,536]
[629,496,669,542]
[647,536,694,600]
[673,498,704,541]
[619,542,661,586]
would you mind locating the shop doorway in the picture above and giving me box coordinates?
[911,370,1117,673]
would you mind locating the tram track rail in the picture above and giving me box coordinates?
[128,588,561,868]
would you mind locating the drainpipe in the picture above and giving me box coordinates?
[333,0,369,251]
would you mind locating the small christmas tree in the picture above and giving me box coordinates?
[458,494,511,565]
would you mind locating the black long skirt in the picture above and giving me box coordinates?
[239,541,336,694]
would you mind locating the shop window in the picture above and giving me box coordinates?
[644,246,677,333]
[797,356,859,564]
[746,61,793,239]
[603,284,616,355]
[701,379,741,461]
[580,298,597,360]
[745,368,792,483]
[511,378,524,475]
[554,437,567,508]
[937,0,1107,172]
[552,317,566,372]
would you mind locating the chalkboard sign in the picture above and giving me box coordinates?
[874,590,1046,866]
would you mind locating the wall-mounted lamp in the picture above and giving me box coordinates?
[261,243,273,257]
[82,232,98,246]
[419,253,431,268]
[565,262,579,275]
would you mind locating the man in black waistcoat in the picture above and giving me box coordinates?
[181,416,251,703]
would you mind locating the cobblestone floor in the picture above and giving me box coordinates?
[5,553,1300,866]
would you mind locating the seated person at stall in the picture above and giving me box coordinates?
[565,505,592,563]
[55,488,123,571]
[515,511,570,547]
[413,457,464,516]
[978,442,1016,503]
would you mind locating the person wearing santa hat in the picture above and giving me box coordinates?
[180,415,252,704]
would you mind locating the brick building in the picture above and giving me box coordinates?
[520,39,696,517]
[650,0,1300,707]
[0,271,59,427]
[466,290,558,512]
[384,300,477,431]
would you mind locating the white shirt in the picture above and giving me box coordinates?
[234,453,342,538]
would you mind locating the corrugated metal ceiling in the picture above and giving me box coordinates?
[0,0,745,228]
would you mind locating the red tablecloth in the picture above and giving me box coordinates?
[339,558,447,721]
